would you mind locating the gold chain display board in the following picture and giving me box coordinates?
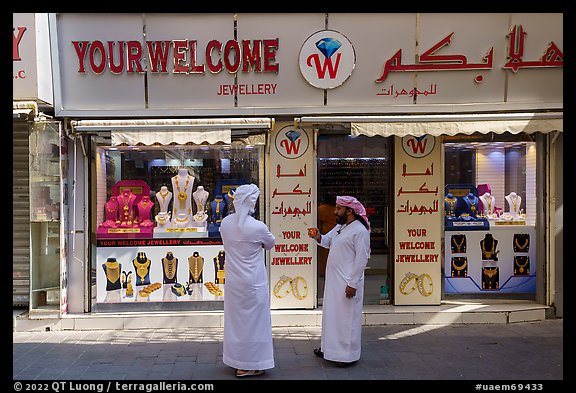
[394,136,442,305]
[268,123,315,309]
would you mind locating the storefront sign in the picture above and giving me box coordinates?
[49,13,563,116]
[269,124,315,309]
[72,38,279,75]
[394,135,442,305]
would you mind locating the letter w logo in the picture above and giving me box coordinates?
[306,53,341,79]
[406,136,428,154]
[280,139,301,155]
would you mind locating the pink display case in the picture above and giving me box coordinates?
[97,180,154,238]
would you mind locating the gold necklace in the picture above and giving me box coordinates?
[104,261,120,283]
[140,198,150,210]
[481,238,497,259]
[163,256,177,280]
[106,201,118,213]
[452,235,465,253]
[175,175,191,202]
[484,267,497,278]
[158,190,169,200]
[514,236,529,252]
[188,254,204,282]
[466,195,477,213]
[451,257,467,272]
[133,254,151,282]
[514,256,529,273]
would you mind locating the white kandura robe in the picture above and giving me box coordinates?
[318,220,370,363]
[221,213,276,370]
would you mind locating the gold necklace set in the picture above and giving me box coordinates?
[162,253,178,281]
[514,256,529,274]
[451,257,468,277]
[465,195,477,213]
[133,253,151,283]
[104,260,120,284]
[188,254,204,283]
[451,235,466,253]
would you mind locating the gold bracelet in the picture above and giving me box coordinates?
[290,276,308,300]
[417,273,433,297]
[399,272,419,295]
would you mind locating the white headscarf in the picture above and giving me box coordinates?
[232,184,260,229]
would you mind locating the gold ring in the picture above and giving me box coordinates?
[290,276,308,300]
[273,275,292,298]
[399,272,419,295]
[417,273,433,297]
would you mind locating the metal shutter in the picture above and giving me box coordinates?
[13,119,30,307]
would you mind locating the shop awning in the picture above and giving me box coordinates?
[13,101,38,120]
[296,113,562,137]
[70,117,274,146]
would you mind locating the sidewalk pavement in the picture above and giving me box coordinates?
[13,318,563,385]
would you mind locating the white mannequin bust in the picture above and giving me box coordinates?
[479,192,496,216]
[193,186,209,213]
[192,209,208,227]
[505,192,522,218]
[156,185,172,213]
[171,168,194,225]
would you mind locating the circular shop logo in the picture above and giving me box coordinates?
[299,29,356,89]
[401,135,436,158]
[275,126,309,159]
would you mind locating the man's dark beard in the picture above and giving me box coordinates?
[336,215,347,225]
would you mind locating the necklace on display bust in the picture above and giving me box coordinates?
[465,193,478,213]
[175,175,191,202]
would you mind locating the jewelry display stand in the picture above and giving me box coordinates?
[97,180,153,238]
[444,185,489,231]
[443,184,535,294]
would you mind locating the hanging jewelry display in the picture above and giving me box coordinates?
[514,256,530,275]
[451,234,467,253]
[482,267,499,290]
[513,234,530,253]
[480,234,499,261]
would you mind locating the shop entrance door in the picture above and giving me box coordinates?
[316,132,391,305]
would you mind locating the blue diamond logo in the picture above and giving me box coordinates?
[285,130,301,142]
[315,38,341,59]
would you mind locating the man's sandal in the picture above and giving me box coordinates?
[236,369,265,378]
[313,348,324,358]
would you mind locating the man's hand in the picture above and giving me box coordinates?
[345,285,357,299]
[307,227,321,242]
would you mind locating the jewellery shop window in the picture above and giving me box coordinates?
[92,135,265,306]
[443,134,537,296]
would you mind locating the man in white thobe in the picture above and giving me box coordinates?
[221,184,276,377]
[308,195,371,366]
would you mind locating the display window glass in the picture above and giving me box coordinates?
[90,134,265,309]
[443,134,538,296]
